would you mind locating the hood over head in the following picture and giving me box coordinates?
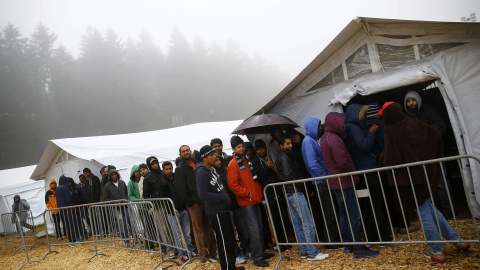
[59,175,69,186]
[108,169,120,180]
[146,156,161,173]
[382,103,406,125]
[345,104,365,127]
[49,179,57,192]
[130,165,140,180]
[404,90,422,116]
[324,112,346,138]
[14,195,20,202]
[67,177,75,186]
[304,117,322,140]
[100,166,106,175]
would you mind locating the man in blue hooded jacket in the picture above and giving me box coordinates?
[56,175,80,244]
[301,117,341,250]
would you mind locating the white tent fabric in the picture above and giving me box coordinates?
[0,165,45,232]
[31,120,244,182]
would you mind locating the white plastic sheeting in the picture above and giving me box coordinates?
[31,120,244,182]
[0,165,45,232]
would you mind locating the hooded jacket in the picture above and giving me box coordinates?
[56,175,75,208]
[85,174,101,203]
[12,195,30,222]
[128,165,141,200]
[195,163,231,215]
[382,102,443,210]
[45,179,59,214]
[344,104,378,171]
[302,117,327,184]
[175,158,202,207]
[404,91,446,134]
[227,155,263,206]
[320,112,359,190]
[70,178,84,205]
[104,169,128,201]
[143,157,169,199]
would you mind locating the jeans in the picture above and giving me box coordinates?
[331,188,364,250]
[433,164,455,218]
[240,204,264,263]
[231,208,250,257]
[113,208,131,240]
[416,198,458,252]
[311,182,339,243]
[168,209,195,257]
[286,192,319,256]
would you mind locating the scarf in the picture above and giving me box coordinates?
[233,152,258,181]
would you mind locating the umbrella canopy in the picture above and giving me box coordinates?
[232,113,299,135]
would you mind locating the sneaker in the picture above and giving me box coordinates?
[300,252,307,259]
[181,256,189,264]
[253,260,269,267]
[325,245,344,250]
[236,256,247,264]
[423,247,445,263]
[353,247,380,259]
[263,252,275,259]
[344,246,354,254]
[399,223,421,234]
[208,257,218,263]
[453,242,471,252]
[168,251,176,259]
[244,251,252,258]
[307,252,329,261]
[191,251,199,258]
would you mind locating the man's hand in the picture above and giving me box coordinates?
[266,160,274,168]
[369,124,379,134]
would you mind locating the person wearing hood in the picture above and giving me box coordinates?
[404,90,454,220]
[196,145,245,270]
[176,145,217,261]
[12,195,35,233]
[380,102,469,263]
[138,164,148,199]
[72,176,88,239]
[301,117,341,250]
[46,179,66,238]
[227,136,271,267]
[83,168,101,204]
[104,169,131,243]
[55,175,78,244]
[321,112,379,259]
[344,104,396,245]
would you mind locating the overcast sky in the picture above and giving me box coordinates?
[1,0,478,79]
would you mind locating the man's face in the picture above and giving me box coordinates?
[291,134,301,144]
[281,138,293,151]
[110,172,118,182]
[317,124,324,136]
[180,146,191,160]
[50,182,57,190]
[68,181,74,188]
[233,143,245,155]
[150,159,159,170]
[79,176,86,183]
[134,171,141,179]
[212,143,223,155]
[14,198,19,203]
[245,148,255,159]
[213,157,222,169]
[140,168,149,177]
[204,152,216,166]
[84,171,91,178]
[274,128,282,140]
[406,98,418,111]
[101,170,106,176]
[256,147,266,158]
[163,165,173,176]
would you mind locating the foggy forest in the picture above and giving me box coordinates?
[0,23,289,170]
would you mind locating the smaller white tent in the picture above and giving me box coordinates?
[0,165,45,232]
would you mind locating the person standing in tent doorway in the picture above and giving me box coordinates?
[175,145,218,262]
[11,195,36,234]
[404,90,454,220]
[45,179,66,239]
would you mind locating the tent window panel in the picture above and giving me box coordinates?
[56,151,68,164]
[377,44,416,69]
[306,73,334,93]
[332,65,344,83]
[430,43,466,54]
[345,44,372,79]
[418,44,433,59]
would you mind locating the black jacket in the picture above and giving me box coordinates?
[143,169,169,199]
[85,175,101,203]
[69,178,84,205]
[414,103,446,134]
[251,155,278,198]
[275,150,305,194]
[104,170,128,201]
[195,163,230,215]
[175,158,201,207]
[164,173,186,211]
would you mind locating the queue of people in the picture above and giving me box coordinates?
[30,91,470,269]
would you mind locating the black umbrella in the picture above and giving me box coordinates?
[232,109,299,158]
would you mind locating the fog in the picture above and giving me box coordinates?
[0,0,478,169]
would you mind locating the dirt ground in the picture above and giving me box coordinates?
[1,219,479,270]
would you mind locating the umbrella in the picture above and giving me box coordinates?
[232,108,299,158]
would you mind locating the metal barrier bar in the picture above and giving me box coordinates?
[0,210,39,254]
[264,155,480,269]
[42,199,128,260]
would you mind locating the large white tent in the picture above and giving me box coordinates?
[0,165,45,232]
[259,17,480,217]
[31,120,244,188]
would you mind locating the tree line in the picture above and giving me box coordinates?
[0,23,289,170]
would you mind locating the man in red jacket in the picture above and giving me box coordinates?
[227,136,272,267]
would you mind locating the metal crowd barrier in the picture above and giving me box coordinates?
[42,199,128,260]
[1,210,40,254]
[264,155,480,269]
[0,211,40,269]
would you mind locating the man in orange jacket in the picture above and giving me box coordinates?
[45,179,65,239]
[227,136,273,268]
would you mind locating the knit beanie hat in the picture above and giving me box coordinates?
[200,145,215,160]
[254,139,266,149]
[230,136,244,149]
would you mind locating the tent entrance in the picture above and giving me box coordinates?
[346,80,468,216]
